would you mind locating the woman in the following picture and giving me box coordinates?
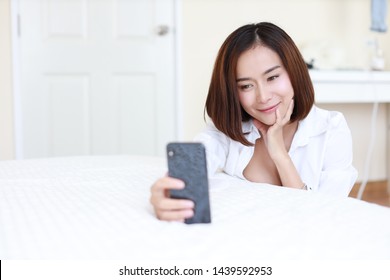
[150,22,357,222]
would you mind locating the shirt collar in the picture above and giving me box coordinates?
[242,120,257,134]
[291,105,328,149]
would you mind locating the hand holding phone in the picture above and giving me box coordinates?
[167,142,211,224]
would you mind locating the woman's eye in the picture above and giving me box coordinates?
[267,75,279,82]
[239,84,253,90]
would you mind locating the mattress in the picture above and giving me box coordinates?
[0,155,389,260]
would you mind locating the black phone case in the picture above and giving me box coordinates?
[167,142,211,224]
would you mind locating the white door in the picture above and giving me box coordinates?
[16,0,176,158]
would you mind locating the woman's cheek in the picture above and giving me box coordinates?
[238,92,254,110]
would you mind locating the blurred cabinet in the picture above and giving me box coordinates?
[311,70,390,103]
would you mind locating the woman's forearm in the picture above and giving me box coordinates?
[273,152,305,189]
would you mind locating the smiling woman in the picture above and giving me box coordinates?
[206,22,314,145]
[150,22,358,222]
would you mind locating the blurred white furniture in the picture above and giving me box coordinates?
[311,70,390,103]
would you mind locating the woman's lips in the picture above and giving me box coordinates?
[258,103,280,113]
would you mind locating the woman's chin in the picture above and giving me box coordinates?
[253,117,276,127]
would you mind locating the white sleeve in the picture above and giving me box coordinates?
[193,124,229,177]
[318,112,358,197]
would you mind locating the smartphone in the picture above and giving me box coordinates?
[166,142,211,224]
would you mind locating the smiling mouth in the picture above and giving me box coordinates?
[258,103,280,113]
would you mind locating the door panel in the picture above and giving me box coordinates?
[115,74,156,154]
[47,74,90,156]
[18,0,176,158]
[42,0,87,38]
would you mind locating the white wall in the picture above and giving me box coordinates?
[0,0,14,160]
[180,0,390,181]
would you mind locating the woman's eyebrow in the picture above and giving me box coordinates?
[263,65,281,75]
[236,77,253,82]
[236,65,281,82]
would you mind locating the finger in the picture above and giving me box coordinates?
[284,99,294,122]
[275,107,282,125]
[156,197,195,211]
[157,209,194,221]
[151,176,185,194]
[277,99,294,125]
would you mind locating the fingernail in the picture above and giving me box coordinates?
[185,210,194,218]
[185,201,195,208]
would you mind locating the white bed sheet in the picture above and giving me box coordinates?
[0,155,389,260]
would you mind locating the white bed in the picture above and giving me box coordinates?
[0,155,389,260]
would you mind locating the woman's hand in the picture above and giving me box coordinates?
[150,176,194,222]
[252,99,304,189]
[253,99,294,160]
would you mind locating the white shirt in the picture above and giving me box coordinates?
[194,106,358,197]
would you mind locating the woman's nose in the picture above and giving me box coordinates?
[255,86,272,103]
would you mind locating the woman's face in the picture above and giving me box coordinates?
[236,44,294,126]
